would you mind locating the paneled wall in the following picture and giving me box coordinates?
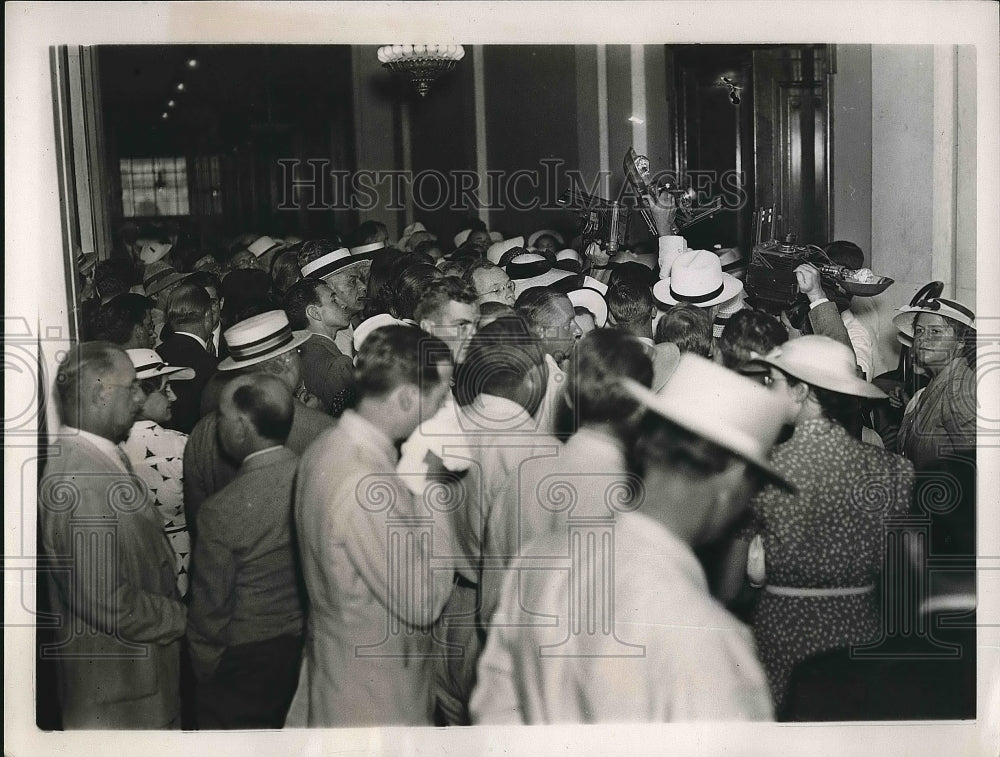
[833,44,977,378]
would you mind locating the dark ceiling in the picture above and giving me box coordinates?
[98,44,355,152]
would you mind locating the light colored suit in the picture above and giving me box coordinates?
[38,430,186,728]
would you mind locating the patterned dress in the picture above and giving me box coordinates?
[122,420,192,596]
[747,417,914,713]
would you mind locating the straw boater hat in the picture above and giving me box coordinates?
[125,348,195,382]
[142,261,190,297]
[76,249,98,275]
[715,246,747,281]
[218,310,310,371]
[622,353,794,488]
[137,238,173,265]
[748,335,888,400]
[247,235,284,259]
[505,252,578,299]
[486,236,525,265]
[712,291,748,339]
[568,287,609,328]
[300,246,365,282]
[891,296,976,338]
[527,229,565,249]
[349,241,385,260]
[652,249,744,309]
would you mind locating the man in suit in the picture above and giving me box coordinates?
[38,342,187,728]
[283,277,355,416]
[182,310,331,536]
[285,325,455,727]
[156,283,219,433]
[187,374,305,729]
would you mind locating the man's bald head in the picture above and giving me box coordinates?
[217,373,294,462]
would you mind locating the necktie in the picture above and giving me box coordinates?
[115,445,136,475]
[207,338,217,357]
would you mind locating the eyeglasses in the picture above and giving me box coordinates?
[477,281,516,298]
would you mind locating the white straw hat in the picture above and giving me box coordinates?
[749,335,887,399]
[568,287,609,328]
[622,354,794,488]
[353,313,409,355]
[487,236,525,265]
[653,249,744,308]
[892,297,976,338]
[247,235,283,258]
[125,348,195,381]
[300,247,364,281]
[218,310,310,371]
[137,239,173,265]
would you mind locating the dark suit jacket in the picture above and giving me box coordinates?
[156,332,219,434]
[187,446,305,681]
[299,333,356,417]
[183,400,335,540]
[38,432,187,728]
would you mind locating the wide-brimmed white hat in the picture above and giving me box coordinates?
[218,310,310,371]
[301,247,365,281]
[527,229,565,249]
[487,236,525,265]
[353,313,409,355]
[126,348,195,381]
[748,335,887,399]
[506,252,578,299]
[138,238,173,265]
[622,354,793,488]
[892,297,976,338]
[568,287,608,327]
[716,246,747,280]
[247,235,283,258]
[653,249,744,308]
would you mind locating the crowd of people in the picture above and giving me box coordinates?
[39,199,977,729]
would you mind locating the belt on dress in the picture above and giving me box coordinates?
[764,584,875,597]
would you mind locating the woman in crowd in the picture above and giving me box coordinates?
[736,335,913,715]
[121,348,196,597]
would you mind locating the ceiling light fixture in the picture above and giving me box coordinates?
[167,100,176,108]
[377,44,465,98]
[176,82,185,92]
[187,58,199,69]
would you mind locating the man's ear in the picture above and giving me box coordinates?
[419,319,435,336]
[790,381,810,404]
[305,301,322,324]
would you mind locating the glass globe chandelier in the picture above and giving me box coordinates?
[377,44,466,97]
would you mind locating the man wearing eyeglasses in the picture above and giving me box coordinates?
[39,342,187,728]
[464,260,517,308]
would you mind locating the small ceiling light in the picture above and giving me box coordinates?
[161,112,169,119]
[628,115,645,125]
[167,100,176,108]
[187,58,199,69]
[176,82,186,92]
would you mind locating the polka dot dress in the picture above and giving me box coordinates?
[747,417,914,713]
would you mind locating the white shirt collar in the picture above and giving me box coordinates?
[242,444,284,465]
[174,331,208,350]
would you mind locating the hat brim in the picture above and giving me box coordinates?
[145,271,191,296]
[139,245,173,265]
[512,269,577,300]
[622,378,793,491]
[217,330,311,371]
[747,355,888,400]
[892,304,975,338]
[568,288,609,327]
[654,273,744,309]
[137,365,196,382]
